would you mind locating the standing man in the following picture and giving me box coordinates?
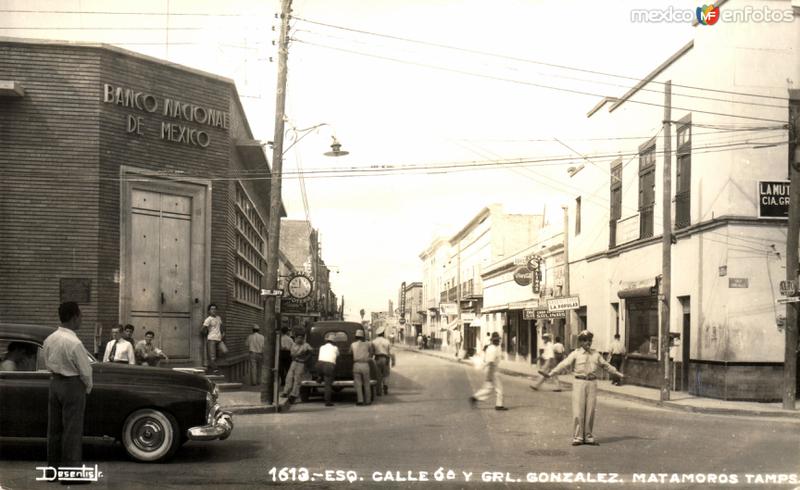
[351,329,374,406]
[609,334,626,386]
[278,326,293,389]
[530,333,563,391]
[372,326,392,396]
[103,326,135,364]
[43,302,93,474]
[203,304,224,374]
[246,325,265,385]
[452,327,462,359]
[317,336,339,407]
[544,330,624,446]
[469,332,508,411]
[282,332,312,403]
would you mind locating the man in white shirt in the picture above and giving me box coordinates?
[246,325,265,385]
[530,334,564,391]
[43,302,93,472]
[452,328,462,359]
[317,336,339,407]
[469,332,508,411]
[103,326,135,364]
[609,334,626,386]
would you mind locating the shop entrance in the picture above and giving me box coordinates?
[120,175,208,363]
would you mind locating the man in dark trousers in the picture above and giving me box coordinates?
[43,302,93,477]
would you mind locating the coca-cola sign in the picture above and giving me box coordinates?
[513,266,533,286]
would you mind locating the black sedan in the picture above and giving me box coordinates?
[0,323,233,462]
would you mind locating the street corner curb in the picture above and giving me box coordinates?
[223,404,280,415]
[658,401,800,420]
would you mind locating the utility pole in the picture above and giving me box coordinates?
[784,102,800,410]
[261,0,292,405]
[660,80,672,402]
[561,206,570,345]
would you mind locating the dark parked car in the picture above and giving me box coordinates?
[299,321,377,402]
[0,323,233,462]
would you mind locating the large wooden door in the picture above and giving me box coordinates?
[122,176,208,363]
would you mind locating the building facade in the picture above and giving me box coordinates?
[0,39,283,380]
[563,0,799,401]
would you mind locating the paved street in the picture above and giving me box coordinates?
[1,349,798,489]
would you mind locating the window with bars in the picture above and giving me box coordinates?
[638,143,656,239]
[675,119,692,229]
[234,182,267,309]
[609,159,622,248]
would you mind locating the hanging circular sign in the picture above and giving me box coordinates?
[513,266,533,286]
[286,272,314,301]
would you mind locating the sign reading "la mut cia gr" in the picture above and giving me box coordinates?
[758,180,789,219]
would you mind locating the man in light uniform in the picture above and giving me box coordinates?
[317,336,339,407]
[246,324,265,385]
[351,329,374,406]
[469,332,508,411]
[282,332,312,403]
[43,302,93,474]
[452,327,462,359]
[545,330,624,446]
[372,326,392,396]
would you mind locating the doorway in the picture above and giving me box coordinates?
[679,296,691,391]
[120,174,209,363]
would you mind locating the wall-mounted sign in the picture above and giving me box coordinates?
[547,296,580,312]
[102,83,230,149]
[461,313,475,322]
[60,278,91,304]
[440,303,458,316]
[758,180,789,219]
[513,266,533,286]
[728,278,749,289]
[535,309,567,320]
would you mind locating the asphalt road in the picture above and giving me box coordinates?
[1,349,798,489]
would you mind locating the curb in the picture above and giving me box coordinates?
[400,346,800,420]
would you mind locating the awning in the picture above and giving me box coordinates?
[481,304,508,314]
[617,286,656,298]
[508,300,540,310]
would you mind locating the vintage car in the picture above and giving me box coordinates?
[299,321,378,402]
[0,323,233,462]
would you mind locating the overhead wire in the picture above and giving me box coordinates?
[292,38,788,125]
[292,16,792,102]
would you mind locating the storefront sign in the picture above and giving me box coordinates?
[728,278,749,288]
[757,180,789,219]
[461,313,475,322]
[440,303,458,315]
[513,266,533,286]
[547,296,580,311]
[102,83,230,149]
[534,309,567,319]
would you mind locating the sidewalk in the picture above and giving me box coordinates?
[218,385,280,415]
[400,345,800,420]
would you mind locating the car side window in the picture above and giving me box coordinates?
[0,340,40,372]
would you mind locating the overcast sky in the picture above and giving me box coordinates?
[0,0,697,319]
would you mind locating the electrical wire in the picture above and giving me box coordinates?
[293,38,788,125]
[293,16,793,103]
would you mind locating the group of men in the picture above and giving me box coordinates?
[316,326,393,407]
[469,329,625,447]
[101,323,168,367]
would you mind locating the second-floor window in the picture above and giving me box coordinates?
[638,143,656,239]
[676,119,692,229]
[609,159,622,248]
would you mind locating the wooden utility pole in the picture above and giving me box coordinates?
[784,104,800,410]
[660,81,672,402]
[261,0,293,406]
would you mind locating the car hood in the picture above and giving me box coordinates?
[91,363,213,392]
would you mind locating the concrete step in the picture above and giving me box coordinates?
[216,382,243,392]
[206,374,226,382]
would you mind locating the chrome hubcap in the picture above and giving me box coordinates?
[132,417,166,452]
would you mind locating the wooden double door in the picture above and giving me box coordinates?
[121,176,208,363]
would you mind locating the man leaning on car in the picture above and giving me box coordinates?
[42,301,93,480]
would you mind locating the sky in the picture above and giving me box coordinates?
[0,0,698,319]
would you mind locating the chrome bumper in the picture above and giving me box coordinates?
[187,404,233,441]
[300,379,377,387]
